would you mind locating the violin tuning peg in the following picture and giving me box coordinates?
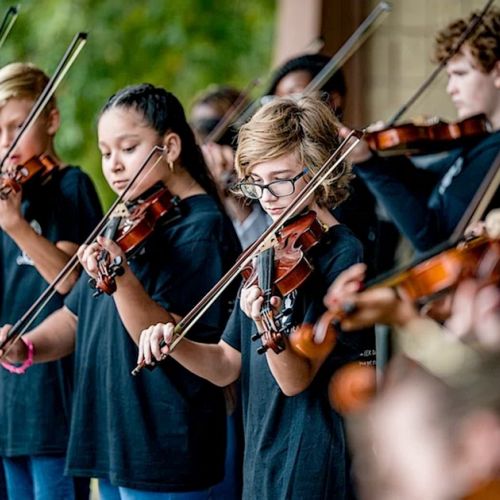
[113,256,123,266]
[88,278,97,289]
[251,332,262,342]
[113,265,125,277]
[257,345,268,355]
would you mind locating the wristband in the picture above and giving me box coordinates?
[0,337,34,375]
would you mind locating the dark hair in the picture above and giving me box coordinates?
[267,53,346,97]
[189,85,244,146]
[100,83,219,200]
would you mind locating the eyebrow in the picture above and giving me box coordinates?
[250,169,295,179]
[98,133,141,146]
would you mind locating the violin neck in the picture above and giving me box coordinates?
[257,247,275,307]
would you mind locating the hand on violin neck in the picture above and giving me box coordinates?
[240,284,282,326]
[0,187,23,233]
[324,263,367,310]
[77,236,128,283]
[339,287,418,331]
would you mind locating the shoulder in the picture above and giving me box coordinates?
[53,165,98,197]
[313,224,364,283]
[170,194,237,243]
[466,131,500,155]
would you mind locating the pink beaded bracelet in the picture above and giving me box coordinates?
[0,337,34,375]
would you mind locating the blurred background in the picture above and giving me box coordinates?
[0,0,487,207]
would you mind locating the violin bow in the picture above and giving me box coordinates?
[302,1,391,95]
[132,129,363,375]
[202,78,261,145]
[387,0,495,126]
[365,152,500,291]
[236,1,392,127]
[205,35,323,144]
[0,32,87,169]
[0,5,19,51]
[451,151,500,240]
[0,146,166,357]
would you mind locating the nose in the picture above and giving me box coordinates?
[0,128,15,152]
[107,152,124,173]
[446,76,456,97]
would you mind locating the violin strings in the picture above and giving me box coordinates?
[132,129,362,374]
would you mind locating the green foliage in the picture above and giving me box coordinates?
[1,0,276,206]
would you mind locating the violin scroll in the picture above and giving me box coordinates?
[88,185,180,297]
[88,255,125,297]
[0,154,59,199]
[241,211,326,355]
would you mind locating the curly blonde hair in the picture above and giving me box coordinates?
[235,95,352,208]
[0,62,56,112]
[434,7,500,72]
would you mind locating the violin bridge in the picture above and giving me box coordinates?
[256,235,278,253]
[112,203,131,218]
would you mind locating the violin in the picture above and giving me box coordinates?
[365,114,491,156]
[130,130,363,375]
[0,144,167,356]
[289,233,500,360]
[241,211,326,354]
[89,184,180,296]
[0,154,59,199]
[359,0,494,157]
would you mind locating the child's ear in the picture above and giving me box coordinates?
[491,61,500,89]
[46,108,60,136]
[163,132,182,165]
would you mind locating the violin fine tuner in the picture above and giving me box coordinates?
[89,256,125,297]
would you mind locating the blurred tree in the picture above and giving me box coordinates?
[1,0,276,206]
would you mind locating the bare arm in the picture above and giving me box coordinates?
[241,285,331,396]
[0,306,77,365]
[139,323,241,387]
[78,237,176,344]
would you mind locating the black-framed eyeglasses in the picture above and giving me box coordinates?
[235,168,308,200]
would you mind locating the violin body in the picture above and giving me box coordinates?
[241,211,326,354]
[241,211,325,296]
[290,235,500,359]
[383,236,498,302]
[365,114,490,156]
[0,154,58,199]
[91,186,180,296]
[115,187,179,255]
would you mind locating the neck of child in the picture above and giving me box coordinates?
[487,106,500,131]
[166,167,205,199]
[45,145,66,169]
[310,202,339,227]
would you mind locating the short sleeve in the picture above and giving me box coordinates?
[221,298,245,352]
[54,167,103,244]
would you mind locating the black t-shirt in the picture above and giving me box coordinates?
[356,132,500,251]
[0,166,103,456]
[64,194,242,492]
[223,224,375,500]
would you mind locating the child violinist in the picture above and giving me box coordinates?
[138,94,376,499]
[0,62,102,500]
[346,7,500,252]
[0,83,241,498]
